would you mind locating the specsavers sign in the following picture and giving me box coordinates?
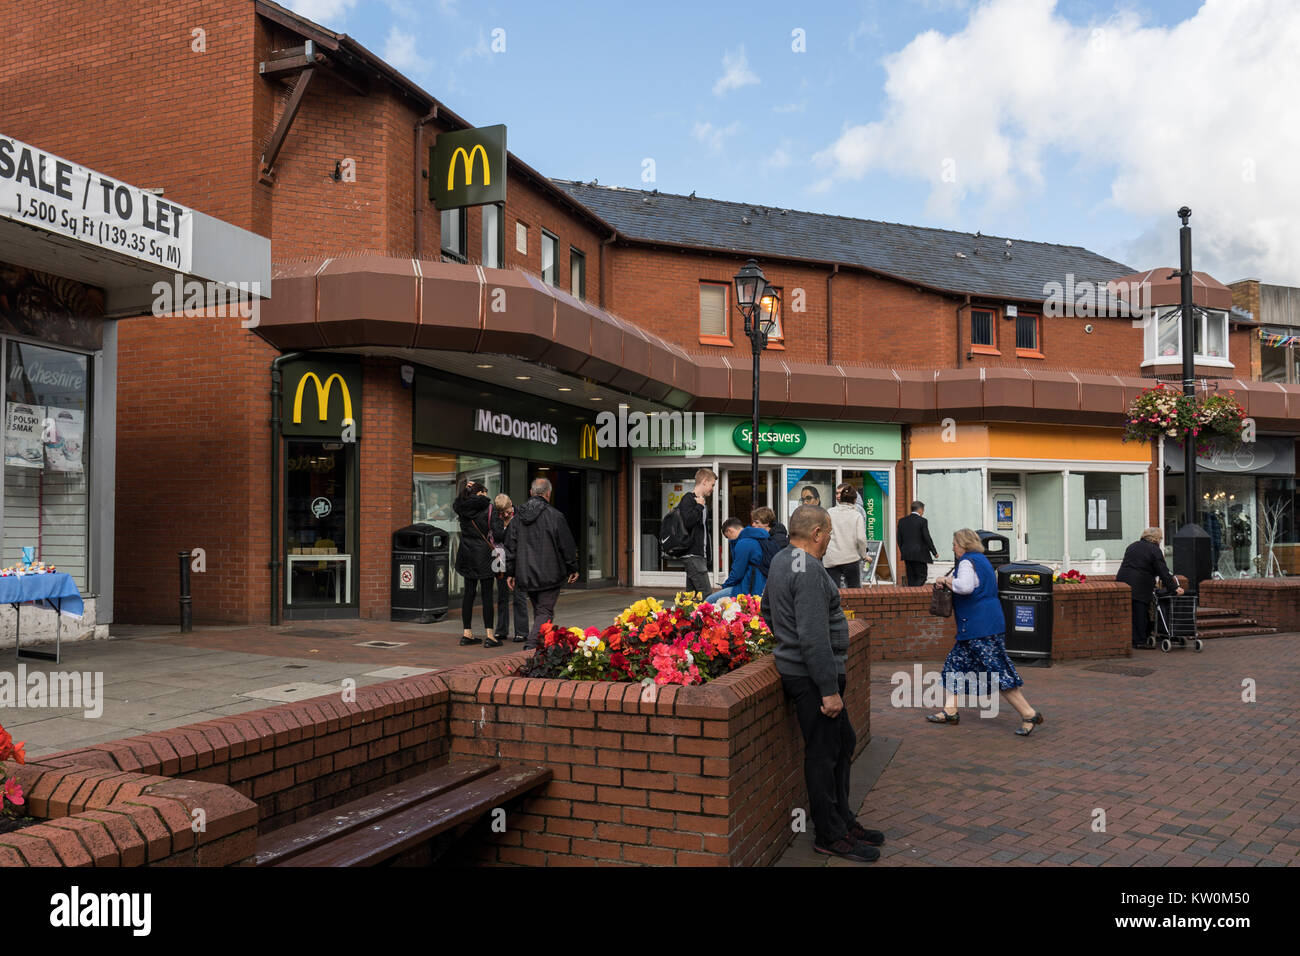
[637,416,901,461]
[0,134,193,273]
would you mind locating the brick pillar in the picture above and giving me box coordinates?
[358,359,413,619]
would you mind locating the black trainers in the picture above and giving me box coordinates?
[813,837,879,863]
[847,822,885,846]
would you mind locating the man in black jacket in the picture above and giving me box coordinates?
[1116,527,1183,648]
[897,500,938,586]
[676,467,717,597]
[505,478,579,650]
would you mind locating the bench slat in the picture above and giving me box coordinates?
[253,760,500,866]
[276,763,552,867]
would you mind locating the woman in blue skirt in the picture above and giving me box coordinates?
[926,528,1044,736]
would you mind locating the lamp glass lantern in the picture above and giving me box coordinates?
[734,259,765,311]
[757,285,781,338]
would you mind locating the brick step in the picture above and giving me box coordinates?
[1196,615,1261,628]
[1196,606,1241,619]
[1197,626,1279,639]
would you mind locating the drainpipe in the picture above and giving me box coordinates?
[955,294,971,368]
[623,445,633,585]
[599,229,618,309]
[270,351,307,625]
[413,108,439,258]
[826,264,839,364]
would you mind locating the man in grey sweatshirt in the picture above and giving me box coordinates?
[766,504,884,863]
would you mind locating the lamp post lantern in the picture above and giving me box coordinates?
[733,259,781,519]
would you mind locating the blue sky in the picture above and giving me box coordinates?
[283,0,1299,285]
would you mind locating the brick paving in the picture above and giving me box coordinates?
[855,632,1300,866]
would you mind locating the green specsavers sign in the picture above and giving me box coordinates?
[732,421,806,454]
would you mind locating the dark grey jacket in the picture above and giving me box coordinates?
[504,495,578,592]
[765,546,850,696]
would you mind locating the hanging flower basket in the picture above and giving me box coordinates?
[1123,385,1246,456]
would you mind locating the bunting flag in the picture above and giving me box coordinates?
[1259,328,1300,348]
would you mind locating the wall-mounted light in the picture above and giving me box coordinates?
[1005,305,1018,318]
[332,160,342,181]
[400,364,414,387]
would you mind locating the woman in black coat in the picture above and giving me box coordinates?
[453,481,499,647]
[1115,527,1184,649]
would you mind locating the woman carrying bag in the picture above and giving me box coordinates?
[926,528,1044,736]
[823,483,869,588]
[452,480,500,647]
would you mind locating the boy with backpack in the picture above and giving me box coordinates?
[705,517,770,603]
[659,468,717,597]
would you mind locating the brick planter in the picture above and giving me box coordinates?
[1200,578,1300,632]
[839,582,1130,661]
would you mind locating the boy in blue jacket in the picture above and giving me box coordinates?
[705,517,770,603]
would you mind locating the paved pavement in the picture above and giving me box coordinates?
[784,632,1300,866]
[4,589,1298,867]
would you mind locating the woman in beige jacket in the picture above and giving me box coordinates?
[823,483,869,588]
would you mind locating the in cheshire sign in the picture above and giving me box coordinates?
[732,422,806,455]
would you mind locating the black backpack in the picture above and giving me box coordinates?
[659,508,692,558]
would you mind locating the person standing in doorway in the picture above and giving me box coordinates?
[505,477,579,650]
[766,504,885,863]
[677,467,717,597]
[824,483,869,588]
[452,480,498,647]
[491,494,529,643]
[897,500,938,587]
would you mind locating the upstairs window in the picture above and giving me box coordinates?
[541,230,558,286]
[570,248,586,300]
[971,308,996,349]
[440,208,466,263]
[481,205,503,268]
[699,282,730,344]
[1146,307,1230,364]
[1015,312,1041,355]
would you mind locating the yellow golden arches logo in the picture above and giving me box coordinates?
[447,144,491,191]
[579,424,599,461]
[292,372,353,424]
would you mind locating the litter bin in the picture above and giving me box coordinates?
[998,562,1053,665]
[976,530,1011,567]
[391,523,449,623]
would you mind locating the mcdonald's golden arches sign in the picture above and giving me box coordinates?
[281,359,362,437]
[579,424,599,461]
[431,124,507,211]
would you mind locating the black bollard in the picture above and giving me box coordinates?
[179,550,193,633]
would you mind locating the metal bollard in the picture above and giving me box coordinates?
[179,550,193,633]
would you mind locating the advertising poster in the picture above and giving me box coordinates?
[5,402,44,469]
[662,479,696,516]
[44,406,84,473]
[997,499,1014,531]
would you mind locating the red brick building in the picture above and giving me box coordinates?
[2,0,1295,627]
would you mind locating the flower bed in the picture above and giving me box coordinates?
[518,593,775,686]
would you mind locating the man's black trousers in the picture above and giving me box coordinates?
[781,672,855,846]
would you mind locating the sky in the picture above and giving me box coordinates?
[280,0,1300,286]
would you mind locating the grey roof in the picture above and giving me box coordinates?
[554,180,1135,304]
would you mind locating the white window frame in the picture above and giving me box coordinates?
[1142,306,1232,369]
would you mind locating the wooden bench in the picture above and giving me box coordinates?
[251,759,551,867]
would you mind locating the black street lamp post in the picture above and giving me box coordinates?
[733,259,781,518]
[1172,207,1211,590]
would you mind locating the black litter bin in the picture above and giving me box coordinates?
[976,530,1011,567]
[391,523,449,623]
[998,562,1053,665]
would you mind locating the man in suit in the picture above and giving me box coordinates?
[897,500,938,587]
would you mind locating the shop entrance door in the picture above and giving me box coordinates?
[719,467,778,583]
[990,484,1025,561]
[285,440,356,610]
[528,463,586,583]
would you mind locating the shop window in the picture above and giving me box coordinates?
[699,282,730,345]
[481,204,503,268]
[639,466,704,573]
[541,231,558,286]
[786,470,836,524]
[413,451,503,599]
[3,341,91,591]
[570,248,586,300]
[441,208,466,263]
[1260,332,1298,384]
[971,309,996,350]
[1084,473,1122,540]
[915,469,983,563]
[1015,313,1041,355]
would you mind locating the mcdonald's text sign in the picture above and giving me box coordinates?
[431,125,507,210]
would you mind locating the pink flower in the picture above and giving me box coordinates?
[3,778,23,806]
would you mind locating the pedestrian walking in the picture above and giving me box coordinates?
[452,480,499,647]
[1116,527,1183,649]
[824,483,869,588]
[504,477,579,650]
[676,467,717,597]
[706,516,770,603]
[766,503,885,863]
[491,494,530,643]
[927,528,1043,735]
[897,500,938,586]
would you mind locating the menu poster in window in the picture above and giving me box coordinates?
[43,407,84,473]
[5,402,44,469]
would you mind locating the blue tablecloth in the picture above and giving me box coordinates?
[0,572,84,618]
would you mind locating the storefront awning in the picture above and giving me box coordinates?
[0,135,271,317]
[257,256,1300,432]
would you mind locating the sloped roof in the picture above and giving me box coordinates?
[555,180,1135,304]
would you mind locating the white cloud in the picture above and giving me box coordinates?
[765,148,793,170]
[812,0,1300,282]
[457,28,492,62]
[713,46,759,96]
[383,26,432,77]
[278,0,358,25]
[693,121,742,153]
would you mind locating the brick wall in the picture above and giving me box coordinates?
[839,582,1130,661]
[358,358,414,618]
[1200,579,1300,632]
